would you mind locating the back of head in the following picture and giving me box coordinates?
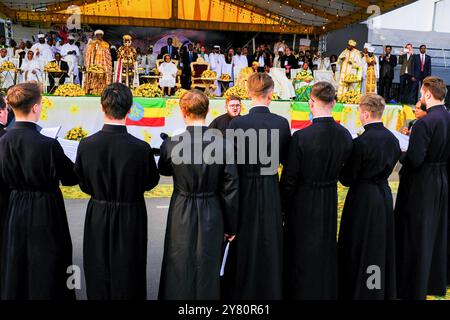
[101,83,133,120]
[359,94,385,119]
[311,81,336,107]
[6,82,41,115]
[247,72,274,99]
[179,89,209,120]
[422,76,447,102]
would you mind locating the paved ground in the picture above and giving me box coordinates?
[65,197,170,300]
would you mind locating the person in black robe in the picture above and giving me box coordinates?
[223,73,291,300]
[0,93,7,137]
[280,82,353,300]
[0,83,77,299]
[338,94,401,300]
[158,90,239,300]
[208,95,241,135]
[0,94,8,291]
[74,83,159,300]
[395,76,450,300]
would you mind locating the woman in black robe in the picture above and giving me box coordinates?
[395,77,450,300]
[338,95,401,300]
[75,83,160,300]
[158,90,239,300]
[281,82,352,300]
[0,83,78,299]
[224,73,291,300]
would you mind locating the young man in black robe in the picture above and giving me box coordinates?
[158,90,239,300]
[209,95,241,135]
[281,81,353,300]
[338,94,401,300]
[75,83,159,300]
[395,76,450,300]
[224,73,291,300]
[0,93,8,290]
[0,83,78,299]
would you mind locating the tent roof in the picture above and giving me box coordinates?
[1,0,418,34]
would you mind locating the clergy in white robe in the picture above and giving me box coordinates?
[31,35,54,70]
[209,46,224,96]
[232,50,248,84]
[158,55,178,95]
[20,51,42,83]
[60,36,80,84]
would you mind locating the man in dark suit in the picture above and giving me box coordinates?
[159,37,179,60]
[398,43,415,104]
[412,44,432,101]
[48,52,69,94]
[280,47,298,79]
[378,45,397,101]
[181,43,198,89]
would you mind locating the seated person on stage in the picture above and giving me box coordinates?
[20,50,42,83]
[401,100,427,136]
[158,54,177,96]
[208,95,241,135]
[48,52,69,94]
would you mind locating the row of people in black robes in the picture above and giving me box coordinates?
[0,75,449,300]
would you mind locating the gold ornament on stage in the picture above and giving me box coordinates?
[54,84,85,97]
[65,126,89,141]
[174,88,188,98]
[44,61,61,73]
[87,64,106,74]
[223,85,248,99]
[0,61,15,71]
[117,34,138,87]
[133,83,163,98]
[338,90,362,104]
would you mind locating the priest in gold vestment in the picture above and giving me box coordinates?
[84,30,112,95]
[337,40,363,98]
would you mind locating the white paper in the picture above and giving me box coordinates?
[389,129,410,152]
[40,126,61,139]
[220,242,230,277]
[57,138,79,163]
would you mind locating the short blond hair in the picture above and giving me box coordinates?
[247,72,274,98]
[359,94,385,119]
[179,89,209,119]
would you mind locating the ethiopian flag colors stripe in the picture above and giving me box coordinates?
[290,102,344,129]
[126,98,166,127]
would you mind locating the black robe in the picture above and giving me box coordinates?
[0,123,7,291]
[0,121,77,300]
[74,124,159,300]
[281,116,353,300]
[395,105,450,300]
[209,113,238,136]
[338,122,401,300]
[224,106,291,300]
[158,126,239,300]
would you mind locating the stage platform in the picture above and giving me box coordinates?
[39,96,413,148]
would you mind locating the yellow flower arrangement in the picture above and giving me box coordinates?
[174,88,188,98]
[223,85,248,99]
[54,84,85,97]
[295,70,314,82]
[65,126,88,141]
[201,70,217,79]
[338,91,362,104]
[133,83,163,98]
[44,61,61,73]
[0,61,15,71]
[344,73,360,83]
[220,73,231,81]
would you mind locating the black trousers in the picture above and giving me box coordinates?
[379,76,393,101]
[48,73,67,94]
[399,74,415,104]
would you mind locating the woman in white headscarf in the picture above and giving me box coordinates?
[158,54,178,96]
[20,50,42,83]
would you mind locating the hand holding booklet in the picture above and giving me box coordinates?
[57,138,79,163]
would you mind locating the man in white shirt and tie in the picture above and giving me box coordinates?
[412,44,432,101]
[399,43,415,104]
